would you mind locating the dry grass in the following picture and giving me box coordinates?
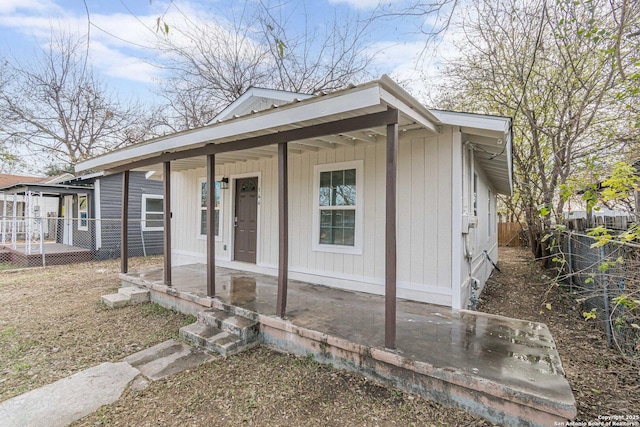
[0,256,488,427]
[5,248,630,425]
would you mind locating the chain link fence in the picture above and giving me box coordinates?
[0,216,163,268]
[553,231,640,359]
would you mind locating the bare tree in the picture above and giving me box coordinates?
[437,0,639,258]
[154,1,376,130]
[0,31,147,171]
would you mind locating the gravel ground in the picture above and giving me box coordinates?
[2,248,637,426]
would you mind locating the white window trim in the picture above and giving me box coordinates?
[77,193,88,231]
[312,160,363,255]
[197,176,223,241]
[141,194,164,232]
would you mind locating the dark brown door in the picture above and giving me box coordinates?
[234,177,258,263]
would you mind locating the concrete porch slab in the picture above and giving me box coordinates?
[122,264,577,426]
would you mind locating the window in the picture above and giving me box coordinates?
[78,194,88,231]
[198,179,222,239]
[487,189,492,237]
[313,161,363,254]
[142,195,164,231]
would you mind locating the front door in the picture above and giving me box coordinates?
[234,177,258,263]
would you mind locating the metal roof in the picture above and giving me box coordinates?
[76,76,512,195]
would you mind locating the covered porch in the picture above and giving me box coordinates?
[120,264,576,425]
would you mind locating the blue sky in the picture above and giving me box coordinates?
[0,0,457,107]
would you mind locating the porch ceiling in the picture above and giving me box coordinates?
[138,120,424,175]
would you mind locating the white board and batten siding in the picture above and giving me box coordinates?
[456,154,500,308]
[170,127,456,306]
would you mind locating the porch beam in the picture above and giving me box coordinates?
[120,170,129,274]
[385,110,399,350]
[206,154,216,297]
[163,161,172,286]
[108,109,399,174]
[276,142,289,318]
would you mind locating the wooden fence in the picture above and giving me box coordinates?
[498,222,524,247]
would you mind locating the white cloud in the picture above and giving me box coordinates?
[0,0,60,14]
[327,0,403,10]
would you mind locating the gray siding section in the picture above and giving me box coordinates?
[96,172,164,260]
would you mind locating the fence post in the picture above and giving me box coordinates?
[599,245,613,348]
[26,191,32,255]
[567,232,573,293]
[2,196,6,245]
[11,194,16,249]
[40,213,45,267]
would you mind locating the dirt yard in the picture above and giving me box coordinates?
[0,248,637,425]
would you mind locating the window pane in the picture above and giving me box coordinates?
[319,227,332,244]
[146,198,163,213]
[320,210,332,226]
[331,170,344,186]
[335,184,355,205]
[320,171,331,187]
[342,228,355,246]
[319,187,331,206]
[200,210,207,235]
[146,213,163,221]
[344,169,356,185]
[146,219,163,228]
[332,211,343,227]
[343,210,355,227]
[215,182,221,208]
[333,229,344,245]
[201,182,207,208]
[79,196,87,210]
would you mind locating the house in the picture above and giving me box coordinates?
[0,171,164,265]
[76,75,511,317]
[0,174,63,246]
[72,78,586,425]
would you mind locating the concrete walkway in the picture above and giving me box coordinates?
[0,340,214,427]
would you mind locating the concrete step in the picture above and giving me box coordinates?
[118,286,150,304]
[101,286,149,308]
[197,308,259,341]
[101,293,130,308]
[179,322,256,357]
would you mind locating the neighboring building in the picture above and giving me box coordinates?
[76,76,512,310]
[0,172,164,259]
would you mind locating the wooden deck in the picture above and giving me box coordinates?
[0,243,93,267]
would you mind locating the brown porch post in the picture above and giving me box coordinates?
[206,154,216,297]
[276,142,288,318]
[163,161,172,286]
[385,112,399,349]
[120,170,129,274]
